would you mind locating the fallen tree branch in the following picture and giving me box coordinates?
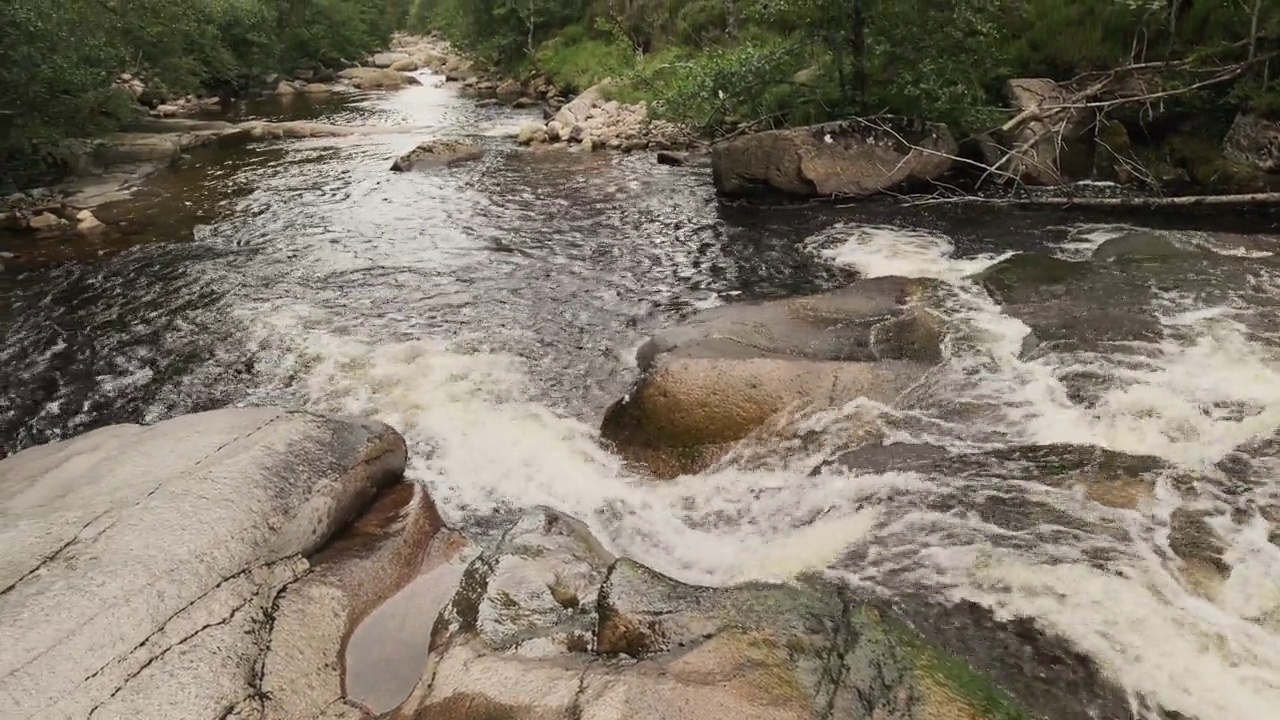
[896,192,1280,209]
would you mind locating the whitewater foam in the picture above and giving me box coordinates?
[233,217,1280,719]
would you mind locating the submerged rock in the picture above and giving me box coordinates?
[389,507,1130,720]
[975,252,1162,353]
[0,407,408,718]
[711,117,957,199]
[603,277,944,477]
[391,140,485,171]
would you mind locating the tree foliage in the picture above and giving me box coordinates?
[0,0,403,153]
[416,0,1280,136]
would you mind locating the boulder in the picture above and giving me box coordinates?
[656,150,708,167]
[276,79,299,95]
[1090,231,1201,261]
[603,277,944,477]
[304,82,334,94]
[75,210,105,235]
[389,58,419,72]
[1001,78,1094,185]
[495,78,523,101]
[1223,113,1280,173]
[711,118,958,199]
[388,508,1132,720]
[371,52,412,69]
[26,211,64,231]
[0,407,409,718]
[516,121,547,146]
[390,139,485,171]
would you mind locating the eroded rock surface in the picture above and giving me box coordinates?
[603,277,944,477]
[391,140,485,171]
[0,407,407,719]
[387,507,1127,720]
[711,118,957,199]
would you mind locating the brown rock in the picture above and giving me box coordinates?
[338,67,405,90]
[711,118,957,199]
[27,212,63,231]
[1002,78,1095,185]
[603,277,944,477]
[76,212,105,235]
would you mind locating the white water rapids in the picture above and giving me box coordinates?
[4,71,1277,720]
[229,219,1280,720]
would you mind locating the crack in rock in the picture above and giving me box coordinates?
[0,508,110,599]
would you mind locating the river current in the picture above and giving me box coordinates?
[2,71,1279,719]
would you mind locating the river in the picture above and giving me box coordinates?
[2,70,1279,720]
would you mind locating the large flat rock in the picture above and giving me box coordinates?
[0,407,408,719]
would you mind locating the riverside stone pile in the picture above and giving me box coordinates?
[513,81,690,152]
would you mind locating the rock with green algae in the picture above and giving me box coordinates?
[385,508,1137,720]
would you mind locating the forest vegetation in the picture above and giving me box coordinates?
[2,0,1277,185]
[408,0,1279,136]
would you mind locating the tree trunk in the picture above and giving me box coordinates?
[724,0,737,37]
[851,0,867,101]
[1250,0,1263,61]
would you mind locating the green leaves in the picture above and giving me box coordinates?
[0,0,396,159]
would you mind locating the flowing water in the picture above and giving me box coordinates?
[2,71,1280,719]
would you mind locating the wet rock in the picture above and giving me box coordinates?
[975,253,1161,352]
[1223,113,1280,173]
[389,58,420,72]
[711,117,957,199]
[0,407,408,718]
[656,150,707,167]
[391,140,485,171]
[390,511,1121,720]
[604,277,943,477]
[1001,78,1094,185]
[1091,231,1202,261]
[266,481,476,718]
[636,276,945,370]
[304,82,335,94]
[277,79,299,95]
